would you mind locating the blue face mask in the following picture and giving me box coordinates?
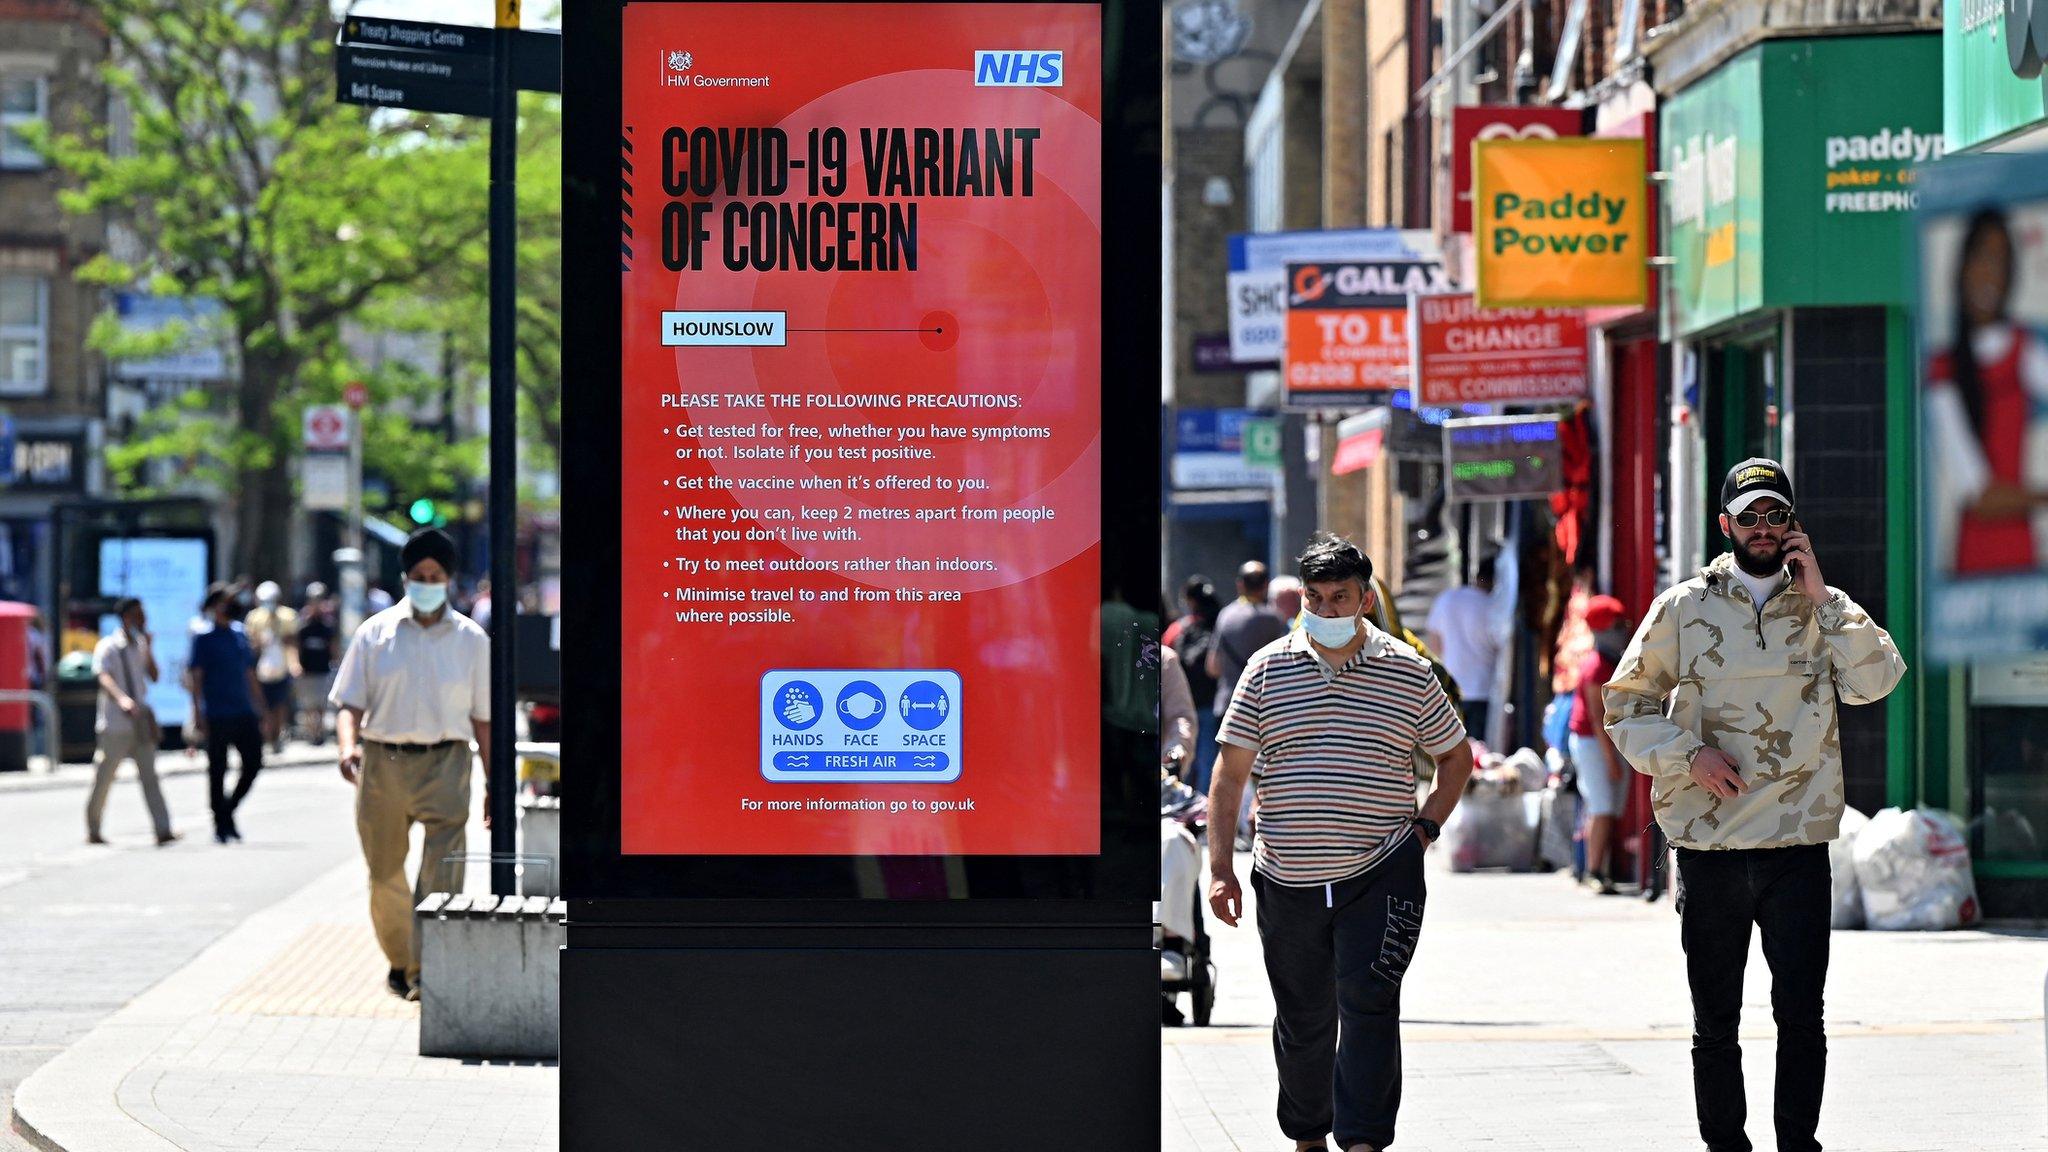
[1300,610,1360,648]
[407,580,449,613]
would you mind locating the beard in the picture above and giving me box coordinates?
[1733,537,1785,577]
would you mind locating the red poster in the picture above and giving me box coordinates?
[1450,105,1582,234]
[1411,292,1588,407]
[618,4,1103,856]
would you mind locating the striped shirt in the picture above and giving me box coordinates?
[1218,621,1466,886]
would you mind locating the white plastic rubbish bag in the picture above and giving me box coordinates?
[1828,806,1869,929]
[1442,779,1537,873]
[1537,786,1581,873]
[1852,807,1982,931]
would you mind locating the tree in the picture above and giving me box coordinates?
[44,0,494,576]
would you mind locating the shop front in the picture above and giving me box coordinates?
[1661,34,1939,824]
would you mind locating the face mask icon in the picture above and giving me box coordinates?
[839,691,884,720]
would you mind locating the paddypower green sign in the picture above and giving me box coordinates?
[1662,36,1941,339]
[1946,0,2048,150]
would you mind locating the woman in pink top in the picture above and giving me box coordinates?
[1569,596,1631,895]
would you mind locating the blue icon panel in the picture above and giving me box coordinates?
[761,670,962,783]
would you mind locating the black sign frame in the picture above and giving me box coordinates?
[560,0,1161,913]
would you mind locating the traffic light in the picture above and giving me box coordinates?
[408,498,438,526]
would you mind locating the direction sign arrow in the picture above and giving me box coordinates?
[341,16,493,56]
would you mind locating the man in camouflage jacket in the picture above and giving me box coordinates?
[1604,458,1905,1152]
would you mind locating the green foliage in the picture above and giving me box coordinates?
[41,0,505,572]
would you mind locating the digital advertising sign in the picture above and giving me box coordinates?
[617,3,1105,859]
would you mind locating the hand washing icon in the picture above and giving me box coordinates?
[771,681,823,731]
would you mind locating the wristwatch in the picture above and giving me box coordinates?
[1413,816,1442,841]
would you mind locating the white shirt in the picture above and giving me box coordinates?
[329,599,490,744]
[92,631,150,734]
[1732,566,1787,609]
[1425,585,1501,702]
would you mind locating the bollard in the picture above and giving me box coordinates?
[416,891,566,1059]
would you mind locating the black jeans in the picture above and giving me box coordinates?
[1675,843,1831,1152]
[1254,834,1427,1151]
[206,714,265,833]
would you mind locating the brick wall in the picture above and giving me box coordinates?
[0,10,108,417]
[1171,126,1248,410]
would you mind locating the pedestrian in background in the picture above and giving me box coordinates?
[1161,643,1197,778]
[246,580,300,752]
[1605,459,1905,1152]
[1207,533,1474,1152]
[186,583,266,844]
[1207,560,1288,724]
[1425,556,1501,740]
[85,597,175,847]
[1269,574,1303,628]
[332,528,491,1002]
[1165,576,1223,791]
[1568,594,1631,895]
[295,582,337,744]
[1208,561,1288,846]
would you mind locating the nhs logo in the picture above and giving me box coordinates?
[974,50,1063,87]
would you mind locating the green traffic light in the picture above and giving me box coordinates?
[409,498,436,525]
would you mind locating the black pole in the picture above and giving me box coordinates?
[488,19,517,896]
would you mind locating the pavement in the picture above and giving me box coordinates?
[1165,855,2048,1152]
[2,743,556,1152]
[8,752,2046,1152]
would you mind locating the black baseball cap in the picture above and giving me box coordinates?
[1721,457,1795,514]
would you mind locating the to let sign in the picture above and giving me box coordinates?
[1282,259,1446,406]
[1474,137,1648,309]
[1410,293,1588,407]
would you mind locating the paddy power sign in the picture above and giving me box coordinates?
[1473,137,1648,309]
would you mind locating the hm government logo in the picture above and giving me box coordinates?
[666,50,693,72]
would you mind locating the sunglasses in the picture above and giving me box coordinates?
[1730,508,1793,528]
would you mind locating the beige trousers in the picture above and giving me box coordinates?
[86,723,171,840]
[355,741,471,981]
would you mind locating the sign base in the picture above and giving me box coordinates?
[561,940,1157,1150]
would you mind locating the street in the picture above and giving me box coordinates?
[1165,858,2048,1151]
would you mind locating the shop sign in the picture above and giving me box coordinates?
[1443,415,1561,502]
[1172,407,1277,489]
[1410,292,1588,406]
[1449,105,1582,234]
[1282,259,1447,406]
[1330,408,1388,475]
[110,294,230,382]
[1473,137,1647,309]
[1946,0,2048,152]
[1662,37,1941,339]
[6,432,85,493]
[1226,228,1436,363]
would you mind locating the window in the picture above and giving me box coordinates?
[1,75,48,170]
[0,275,48,395]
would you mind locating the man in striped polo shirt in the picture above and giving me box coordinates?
[1207,532,1475,1152]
